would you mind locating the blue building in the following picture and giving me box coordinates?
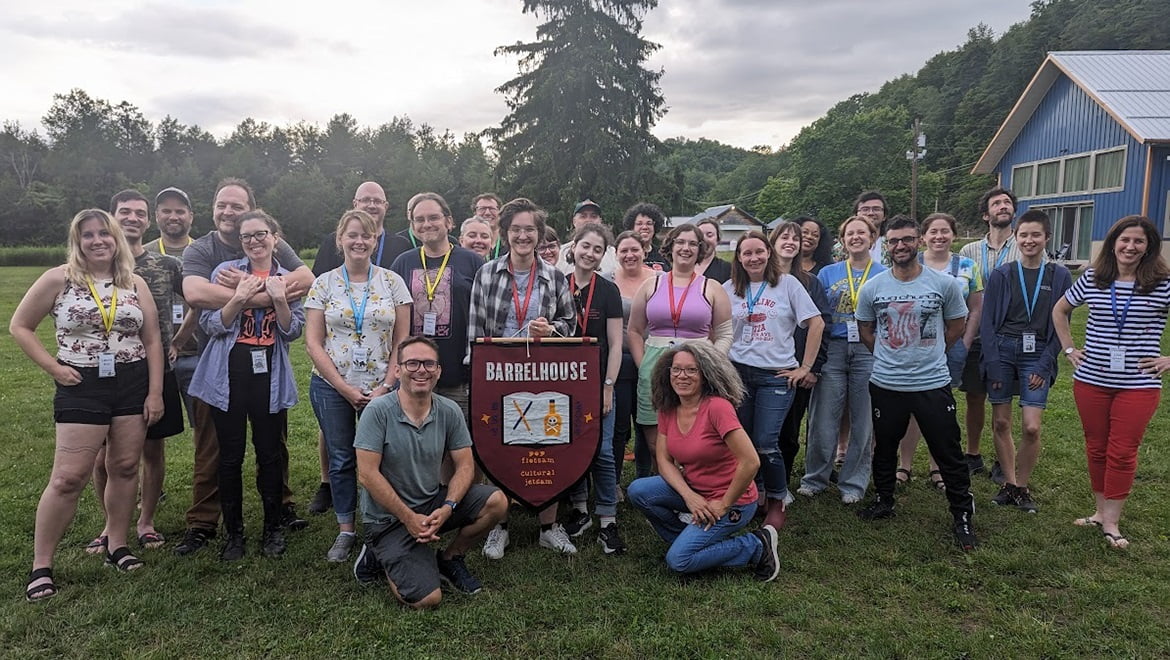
[973,51,1170,263]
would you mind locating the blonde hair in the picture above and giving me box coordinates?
[65,209,135,289]
[335,209,380,251]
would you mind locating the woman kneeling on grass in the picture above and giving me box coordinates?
[12,209,164,602]
[627,342,780,581]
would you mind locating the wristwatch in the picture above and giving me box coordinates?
[1063,347,1075,355]
[443,500,458,511]
[604,378,614,386]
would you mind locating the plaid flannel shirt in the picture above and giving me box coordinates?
[468,255,577,341]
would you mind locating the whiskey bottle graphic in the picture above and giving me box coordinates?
[543,399,562,437]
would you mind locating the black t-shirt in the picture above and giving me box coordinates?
[571,273,623,374]
[644,245,670,272]
[390,246,484,388]
[1001,263,1053,338]
[313,230,410,277]
[703,257,732,284]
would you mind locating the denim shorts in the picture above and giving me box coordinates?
[985,335,1051,409]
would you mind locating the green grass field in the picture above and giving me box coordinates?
[1,265,1168,658]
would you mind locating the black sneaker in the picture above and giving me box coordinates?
[353,543,383,586]
[308,482,332,515]
[219,533,246,561]
[989,460,1006,485]
[280,504,308,531]
[965,454,986,476]
[953,513,978,552]
[752,525,780,582]
[173,528,213,556]
[1015,487,1038,514]
[991,483,1018,507]
[598,523,627,555]
[436,551,482,594]
[261,529,287,558]
[561,509,592,538]
[857,495,896,520]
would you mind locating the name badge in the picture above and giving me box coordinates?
[1109,347,1126,372]
[846,320,860,343]
[1022,332,1036,354]
[422,312,438,337]
[172,304,185,325]
[98,352,116,378]
[351,345,370,370]
[740,323,754,345]
[250,349,268,374]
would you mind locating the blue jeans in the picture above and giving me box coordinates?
[986,335,1052,409]
[627,476,761,574]
[570,392,617,517]
[803,339,874,500]
[309,375,360,525]
[734,363,795,500]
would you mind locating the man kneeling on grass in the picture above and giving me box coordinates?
[352,336,507,608]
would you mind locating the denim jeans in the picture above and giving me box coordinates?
[802,339,874,500]
[985,335,1052,408]
[309,375,360,525]
[734,363,795,500]
[570,392,617,517]
[628,476,761,574]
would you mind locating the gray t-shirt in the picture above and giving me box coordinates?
[502,267,544,337]
[353,392,472,525]
[855,267,968,392]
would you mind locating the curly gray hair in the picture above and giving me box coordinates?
[650,341,744,411]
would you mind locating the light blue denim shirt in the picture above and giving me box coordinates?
[188,257,304,413]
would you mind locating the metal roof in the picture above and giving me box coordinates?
[972,51,1170,174]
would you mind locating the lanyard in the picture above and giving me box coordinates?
[492,237,503,259]
[86,277,118,335]
[845,260,873,309]
[374,232,386,265]
[342,264,373,338]
[667,272,697,332]
[407,230,418,248]
[745,281,767,315]
[1111,282,1135,333]
[421,247,451,303]
[244,263,269,330]
[574,272,597,336]
[981,239,1011,285]
[158,237,192,256]
[509,260,537,326]
[1016,261,1043,322]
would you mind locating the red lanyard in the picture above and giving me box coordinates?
[575,272,597,336]
[667,272,697,331]
[509,260,537,325]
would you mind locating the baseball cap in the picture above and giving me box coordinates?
[155,187,192,209]
[574,199,601,215]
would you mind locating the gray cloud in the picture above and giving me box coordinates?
[144,93,292,133]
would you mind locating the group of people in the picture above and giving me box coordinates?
[12,179,1169,608]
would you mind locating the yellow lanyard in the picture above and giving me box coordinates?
[420,246,451,302]
[158,237,192,256]
[86,277,118,335]
[846,259,873,310]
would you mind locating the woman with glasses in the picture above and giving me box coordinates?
[537,227,561,267]
[622,202,669,272]
[627,342,780,581]
[188,210,304,561]
[306,209,412,562]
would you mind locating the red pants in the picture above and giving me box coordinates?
[1073,380,1160,499]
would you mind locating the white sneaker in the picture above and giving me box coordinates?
[782,491,795,507]
[538,524,577,554]
[677,511,694,525]
[482,525,509,560]
[841,493,862,505]
[796,486,819,498]
[326,532,356,562]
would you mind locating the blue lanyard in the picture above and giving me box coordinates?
[1016,261,1043,322]
[745,281,767,315]
[342,264,373,338]
[1111,282,1134,333]
[374,232,386,265]
[981,240,1010,285]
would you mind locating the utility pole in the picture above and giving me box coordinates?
[906,118,926,220]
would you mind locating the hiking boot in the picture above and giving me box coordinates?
[1015,487,1038,514]
[353,543,383,586]
[219,533,246,562]
[953,513,979,552]
[308,482,332,515]
[538,524,577,554]
[752,524,780,582]
[989,460,1006,485]
[261,529,287,558]
[991,483,1019,507]
[437,551,483,594]
[280,504,308,531]
[965,453,986,476]
[561,509,592,538]
[326,532,356,562]
[598,523,627,555]
[857,494,896,521]
[174,528,213,557]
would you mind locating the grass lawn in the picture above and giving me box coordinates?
[1,265,1168,657]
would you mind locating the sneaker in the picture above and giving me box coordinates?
[437,551,483,594]
[561,509,592,538]
[280,504,308,531]
[953,513,979,552]
[353,543,383,586]
[326,532,356,562]
[538,524,578,554]
[841,493,862,505]
[308,482,332,515]
[857,495,896,521]
[796,486,819,498]
[1015,487,1038,514]
[598,523,627,555]
[965,453,986,476]
[989,460,1006,485]
[261,529,287,557]
[782,491,795,507]
[174,528,213,557]
[677,511,694,525]
[219,533,245,562]
[482,525,509,560]
[752,525,780,582]
[991,483,1018,507]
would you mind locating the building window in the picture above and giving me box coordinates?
[1063,155,1090,193]
[1035,161,1060,196]
[1093,149,1125,190]
[1012,165,1034,197]
[1035,203,1093,261]
[1011,146,1127,200]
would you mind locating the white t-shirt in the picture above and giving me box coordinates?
[724,274,820,369]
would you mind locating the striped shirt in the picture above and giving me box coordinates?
[1064,269,1170,389]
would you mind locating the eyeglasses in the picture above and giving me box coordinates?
[475,205,499,214]
[412,213,447,225]
[356,197,387,206]
[673,239,700,249]
[857,205,884,214]
[669,366,700,377]
[538,242,559,252]
[885,235,920,246]
[239,230,271,244]
[400,359,440,372]
[508,225,538,235]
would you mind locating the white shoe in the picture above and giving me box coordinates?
[326,532,356,562]
[782,491,795,506]
[538,524,577,554]
[796,486,818,498]
[677,511,694,525]
[482,525,509,560]
[841,493,862,505]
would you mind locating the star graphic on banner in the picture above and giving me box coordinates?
[480,414,491,425]
[583,413,593,423]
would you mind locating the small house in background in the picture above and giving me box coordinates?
[663,204,766,250]
[972,50,1170,263]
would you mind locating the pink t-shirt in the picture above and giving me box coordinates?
[659,397,757,506]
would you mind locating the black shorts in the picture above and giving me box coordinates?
[147,370,185,440]
[958,338,986,396]
[54,359,148,425]
[365,484,497,604]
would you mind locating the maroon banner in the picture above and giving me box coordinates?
[469,338,602,510]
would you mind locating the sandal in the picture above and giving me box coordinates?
[84,535,108,555]
[25,567,57,602]
[1103,531,1130,549]
[895,468,912,485]
[106,546,145,572]
[1073,517,1103,528]
[928,470,945,491]
[138,531,166,549]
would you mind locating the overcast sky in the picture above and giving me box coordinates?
[0,0,1033,150]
